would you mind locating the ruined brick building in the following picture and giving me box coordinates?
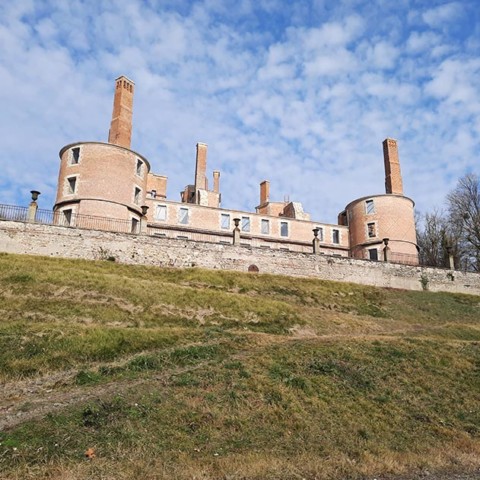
[54,76,418,263]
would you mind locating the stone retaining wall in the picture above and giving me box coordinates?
[1,220,479,295]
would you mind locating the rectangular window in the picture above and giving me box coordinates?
[63,209,72,226]
[136,159,143,176]
[155,205,167,221]
[67,177,76,194]
[71,147,80,164]
[150,189,157,198]
[134,187,141,205]
[261,219,269,234]
[280,221,288,237]
[367,222,376,238]
[179,208,189,225]
[317,227,324,242]
[221,213,230,229]
[131,218,139,234]
[365,199,375,214]
[332,229,340,244]
[241,216,250,232]
[369,248,378,261]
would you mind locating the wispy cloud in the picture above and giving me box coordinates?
[0,0,479,223]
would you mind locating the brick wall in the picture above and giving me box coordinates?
[1,220,479,295]
[145,199,350,254]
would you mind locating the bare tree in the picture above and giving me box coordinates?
[417,210,450,267]
[447,173,480,271]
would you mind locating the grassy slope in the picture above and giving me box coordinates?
[0,252,479,480]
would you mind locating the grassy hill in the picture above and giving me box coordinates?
[0,252,479,480]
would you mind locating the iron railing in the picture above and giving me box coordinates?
[0,205,136,234]
[0,204,28,222]
[387,252,421,266]
[58,211,133,233]
[3,203,471,270]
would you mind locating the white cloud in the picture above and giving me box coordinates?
[425,58,480,105]
[362,40,399,69]
[0,0,478,225]
[422,2,463,28]
[406,31,441,53]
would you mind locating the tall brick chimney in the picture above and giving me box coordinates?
[260,180,270,205]
[383,138,403,195]
[195,143,208,191]
[213,170,220,193]
[108,76,134,149]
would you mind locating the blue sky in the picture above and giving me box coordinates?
[0,0,479,223]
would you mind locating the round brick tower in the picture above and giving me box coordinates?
[343,139,419,264]
[54,76,150,231]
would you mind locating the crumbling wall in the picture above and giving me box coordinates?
[1,220,479,295]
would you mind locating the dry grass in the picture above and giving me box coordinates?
[0,253,479,479]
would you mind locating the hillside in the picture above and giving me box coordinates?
[0,252,479,480]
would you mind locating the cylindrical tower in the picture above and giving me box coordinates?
[345,194,418,262]
[54,142,150,219]
[53,76,150,231]
[344,138,418,264]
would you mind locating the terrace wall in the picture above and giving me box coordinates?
[1,220,479,295]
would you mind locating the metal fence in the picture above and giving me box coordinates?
[61,211,133,233]
[0,204,28,222]
[3,203,467,270]
[388,252,421,266]
[0,204,135,234]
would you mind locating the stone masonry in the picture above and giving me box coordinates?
[1,220,478,295]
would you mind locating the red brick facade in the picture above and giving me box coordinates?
[54,77,418,261]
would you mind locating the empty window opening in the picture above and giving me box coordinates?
[179,208,189,225]
[155,205,167,221]
[134,187,141,205]
[241,216,250,232]
[367,222,376,238]
[221,213,230,229]
[136,159,143,176]
[261,219,269,234]
[67,177,77,194]
[177,235,189,240]
[63,209,72,226]
[369,248,378,261]
[131,218,139,234]
[280,221,289,237]
[316,227,324,242]
[71,147,80,164]
[365,199,375,214]
[332,229,340,244]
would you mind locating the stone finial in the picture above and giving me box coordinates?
[233,217,241,245]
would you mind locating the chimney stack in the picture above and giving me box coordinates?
[108,76,134,149]
[260,180,270,205]
[383,138,403,195]
[213,170,220,193]
[195,143,208,191]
